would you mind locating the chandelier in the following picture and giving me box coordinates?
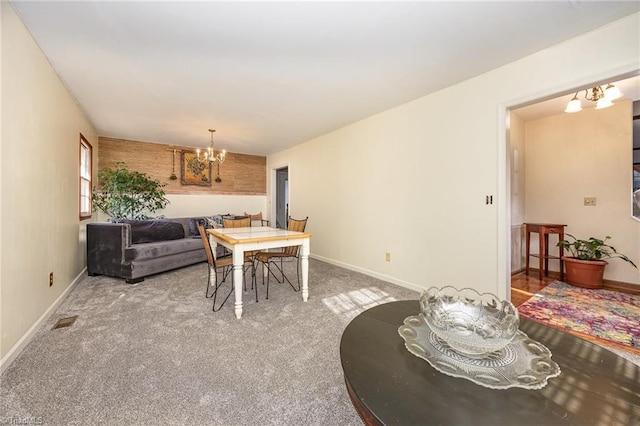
[564,83,622,113]
[196,129,226,164]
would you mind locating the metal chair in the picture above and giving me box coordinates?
[253,216,308,299]
[197,222,235,311]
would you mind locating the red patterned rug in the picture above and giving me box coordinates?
[518,281,640,355]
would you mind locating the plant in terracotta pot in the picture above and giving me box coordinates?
[556,234,637,289]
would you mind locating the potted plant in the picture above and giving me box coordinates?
[92,162,170,221]
[556,234,637,289]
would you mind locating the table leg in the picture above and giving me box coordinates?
[544,232,550,277]
[208,235,218,260]
[301,239,310,302]
[525,228,531,276]
[538,230,544,280]
[233,247,244,319]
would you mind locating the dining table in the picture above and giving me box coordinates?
[206,226,312,319]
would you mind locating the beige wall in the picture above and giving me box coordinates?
[1,3,97,367]
[94,194,267,223]
[160,194,266,219]
[267,13,640,297]
[523,101,640,285]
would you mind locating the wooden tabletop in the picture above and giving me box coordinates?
[340,300,640,426]
[207,226,312,245]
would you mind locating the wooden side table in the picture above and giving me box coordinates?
[524,223,566,281]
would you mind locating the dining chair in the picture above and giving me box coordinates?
[221,216,258,300]
[197,222,235,311]
[253,216,308,299]
[244,211,270,227]
[222,216,250,228]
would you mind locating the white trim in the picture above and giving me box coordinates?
[497,104,510,300]
[0,268,86,374]
[310,254,423,294]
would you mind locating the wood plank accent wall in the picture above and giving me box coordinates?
[98,137,266,195]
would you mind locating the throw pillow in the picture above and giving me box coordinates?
[204,215,225,229]
[188,217,206,236]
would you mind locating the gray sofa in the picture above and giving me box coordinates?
[87,217,222,283]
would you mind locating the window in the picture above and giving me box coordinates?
[79,134,93,219]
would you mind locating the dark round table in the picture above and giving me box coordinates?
[340,300,640,426]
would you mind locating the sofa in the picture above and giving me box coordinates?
[87,216,227,283]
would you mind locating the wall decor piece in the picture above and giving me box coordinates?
[170,149,178,180]
[181,150,212,186]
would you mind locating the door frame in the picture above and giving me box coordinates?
[497,67,640,301]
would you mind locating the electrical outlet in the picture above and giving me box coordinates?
[49,272,54,287]
[584,197,597,206]
[385,252,391,262]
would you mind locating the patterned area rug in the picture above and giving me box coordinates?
[518,281,640,354]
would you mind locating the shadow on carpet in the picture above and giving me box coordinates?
[518,281,640,355]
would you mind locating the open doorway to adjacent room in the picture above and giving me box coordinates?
[506,73,640,306]
[274,167,289,229]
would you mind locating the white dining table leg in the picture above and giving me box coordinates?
[301,239,310,302]
[233,247,245,319]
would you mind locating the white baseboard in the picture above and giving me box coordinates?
[310,254,423,294]
[0,268,86,375]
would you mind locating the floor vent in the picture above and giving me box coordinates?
[52,315,78,330]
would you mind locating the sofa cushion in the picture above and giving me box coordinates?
[123,220,185,244]
[167,217,191,238]
[124,237,204,261]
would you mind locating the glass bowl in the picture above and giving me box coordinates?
[419,286,520,358]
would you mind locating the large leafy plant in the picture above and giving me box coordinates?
[557,234,637,268]
[92,162,169,221]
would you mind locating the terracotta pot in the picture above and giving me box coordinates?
[562,257,607,289]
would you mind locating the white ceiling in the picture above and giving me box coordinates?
[10,1,640,155]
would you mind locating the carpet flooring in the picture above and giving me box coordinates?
[3,265,639,425]
[0,259,419,426]
[518,281,640,355]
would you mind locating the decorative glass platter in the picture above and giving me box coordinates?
[398,315,561,390]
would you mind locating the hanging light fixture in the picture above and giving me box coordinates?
[564,83,623,113]
[564,94,582,113]
[604,83,622,100]
[196,129,226,164]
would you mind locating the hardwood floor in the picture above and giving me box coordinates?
[510,270,556,307]
[510,269,640,306]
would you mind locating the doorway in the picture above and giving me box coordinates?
[505,74,640,303]
[274,167,289,229]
